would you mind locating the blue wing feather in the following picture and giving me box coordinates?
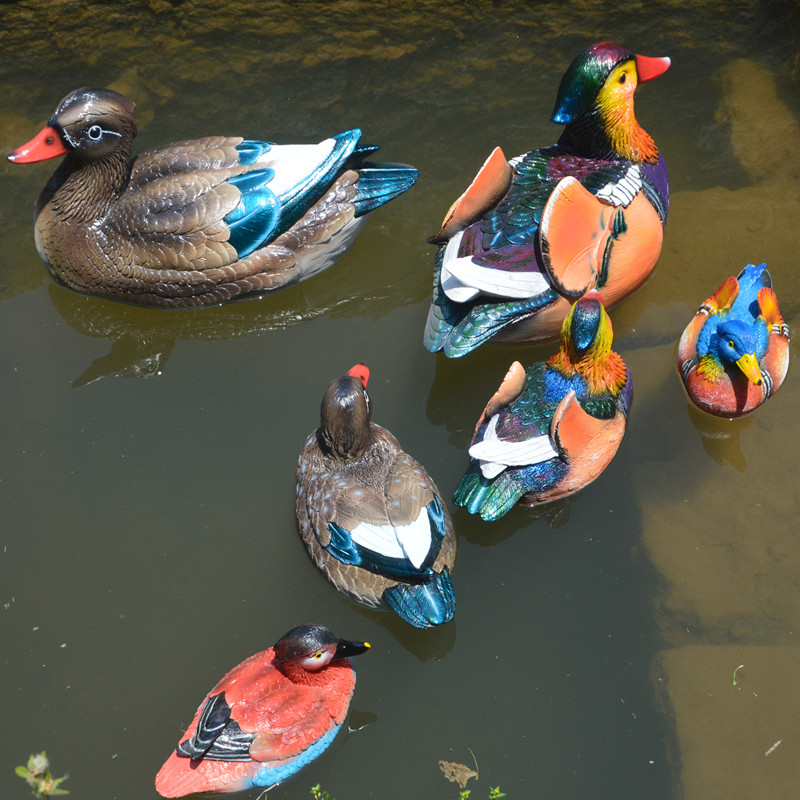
[224,168,280,257]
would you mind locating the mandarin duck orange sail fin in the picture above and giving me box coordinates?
[539,176,619,297]
[429,147,513,244]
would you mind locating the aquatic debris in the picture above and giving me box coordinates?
[14,751,69,798]
[764,739,782,757]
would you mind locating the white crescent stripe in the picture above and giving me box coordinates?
[349,505,432,568]
[254,138,339,196]
[440,230,549,302]
[470,414,558,478]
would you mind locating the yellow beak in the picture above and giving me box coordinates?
[736,352,763,385]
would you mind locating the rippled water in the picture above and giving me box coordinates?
[2,2,799,799]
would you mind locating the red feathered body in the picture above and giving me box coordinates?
[155,646,357,797]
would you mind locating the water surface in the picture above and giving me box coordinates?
[2,2,799,799]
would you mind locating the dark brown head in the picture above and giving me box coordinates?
[319,364,372,459]
[8,88,137,165]
[273,624,370,674]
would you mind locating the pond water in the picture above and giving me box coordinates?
[2,2,799,799]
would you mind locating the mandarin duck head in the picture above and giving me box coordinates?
[551,41,670,162]
[561,292,613,361]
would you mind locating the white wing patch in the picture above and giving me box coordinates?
[349,505,432,568]
[594,165,642,207]
[440,231,549,302]
[254,138,338,197]
[469,414,558,479]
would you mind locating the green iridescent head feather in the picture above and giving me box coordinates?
[551,42,634,125]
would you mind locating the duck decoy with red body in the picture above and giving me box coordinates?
[424,41,670,357]
[7,88,417,307]
[454,292,632,520]
[296,365,456,628]
[677,263,789,418]
[155,624,369,797]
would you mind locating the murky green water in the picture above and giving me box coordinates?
[2,2,799,799]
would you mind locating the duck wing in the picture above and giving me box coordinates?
[300,436,447,581]
[108,132,363,273]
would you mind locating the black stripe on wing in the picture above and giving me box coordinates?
[176,692,255,762]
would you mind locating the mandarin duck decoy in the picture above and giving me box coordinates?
[296,364,456,628]
[155,625,369,797]
[454,292,632,520]
[7,88,417,307]
[677,263,789,418]
[424,41,670,357]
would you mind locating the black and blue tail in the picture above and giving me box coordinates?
[383,567,455,628]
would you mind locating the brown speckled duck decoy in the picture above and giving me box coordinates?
[296,364,457,628]
[7,88,417,307]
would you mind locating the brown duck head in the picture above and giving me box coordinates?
[9,88,137,166]
[319,364,372,459]
[9,89,139,221]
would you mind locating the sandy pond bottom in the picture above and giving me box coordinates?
[639,58,800,800]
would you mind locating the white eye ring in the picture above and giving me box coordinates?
[87,125,103,141]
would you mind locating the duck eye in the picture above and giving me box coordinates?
[87,125,103,141]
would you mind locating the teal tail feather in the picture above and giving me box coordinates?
[423,246,560,357]
[454,464,526,522]
[353,160,418,216]
[383,568,455,628]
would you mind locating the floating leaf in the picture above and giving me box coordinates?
[439,760,478,788]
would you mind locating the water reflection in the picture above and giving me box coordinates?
[686,404,755,473]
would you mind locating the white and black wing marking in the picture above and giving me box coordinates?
[176,692,255,762]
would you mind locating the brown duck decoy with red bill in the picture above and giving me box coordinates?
[296,364,457,628]
[8,88,417,307]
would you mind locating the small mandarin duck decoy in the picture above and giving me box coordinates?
[155,625,369,797]
[454,292,632,520]
[424,41,670,357]
[677,263,789,418]
[7,88,417,307]
[296,364,457,628]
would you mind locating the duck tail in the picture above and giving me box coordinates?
[454,465,524,522]
[382,567,455,628]
[423,247,560,356]
[352,161,418,216]
[736,262,770,291]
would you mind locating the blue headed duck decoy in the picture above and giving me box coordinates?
[454,292,632,520]
[677,263,789,418]
[155,624,369,796]
[296,364,456,628]
[7,88,417,307]
[424,41,670,357]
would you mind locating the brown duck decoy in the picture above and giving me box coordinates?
[7,88,417,307]
[296,364,457,628]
